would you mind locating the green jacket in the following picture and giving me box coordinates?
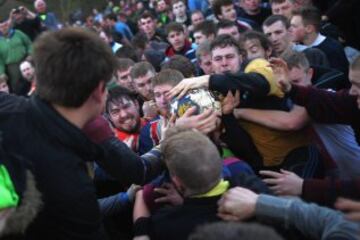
[0,29,32,74]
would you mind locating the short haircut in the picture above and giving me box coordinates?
[193,20,216,37]
[0,73,8,84]
[161,127,222,196]
[270,0,295,4]
[196,41,212,62]
[105,13,117,22]
[131,32,149,51]
[161,55,196,78]
[210,34,243,55]
[350,54,360,71]
[292,6,321,32]
[189,222,284,240]
[33,28,116,107]
[191,10,203,18]
[165,22,184,36]
[212,0,233,20]
[115,46,139,62]
[243,30,272,51]
[130,61,155,80]
[217,19,238,32]
[171,0,185,7]
[152,69,184,87]
[138,10,156,21]
[280,50,309,70]
[115,58,135,72]
[106,85,138,113]
[263,14,290,29]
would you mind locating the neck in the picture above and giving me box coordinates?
[303,32,318,46]
[246,8,260,15]
[52,104,91,129]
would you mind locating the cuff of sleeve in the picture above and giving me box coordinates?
[118,192,130,204]
[134,217,151,237]
[209,74,225,92]
[255,194,292,228]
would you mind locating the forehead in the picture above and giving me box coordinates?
[134,71,154,81]
[109,97,135,108]
[212,45,238,56]
[288,67,306,78]
[140,17,153,23]
[263,21,286,32]
[218,26,238,34]
[173,1,185,7]
[20,62,33,70]
[153,84,173,92]
[291,15,303,24]
[169,30,183,36]
[192,12,203,18]
[245,39,262,48]
[272,0,290,7]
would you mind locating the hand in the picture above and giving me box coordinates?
[260,169,303,196]
[142,100,158,121]
[269,58,292,93]
[154,183,184,206]
[335,198,360,221]
[175,106,219,134]
[167,75,210,99]
[220,90,240,115]
[126,184,142,202]
[217,187,258,221]
[160,115,176,142]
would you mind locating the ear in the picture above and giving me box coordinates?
[91,81,107,104]
[308,67,314,79]
[171,175,184,192]
[305,24,314,34]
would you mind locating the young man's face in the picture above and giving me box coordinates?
[167,31,186,51]
[288,66,313,87]
[219,4,237,22]
[241,0,261,14]
[217,26,241,42]
[263,20,290,56]
[349,68,360,109]
[0,82,9,93]
[172,1,186,18]
[191,12,204,27]
[157,0,167,12]
[289,15,306,43]
[133,71,155,101]
[108,97,141,133]
[116,67,134,90]
[193,31,207,45]
[139,17,156,38]
[153,84,173,115]
[212,45,242,74]
[20,61,35,82]
[271,0,294,19]
[199,53,214,75]
[35,1,47,13]
[244,39,268,60]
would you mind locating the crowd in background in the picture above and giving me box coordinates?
[0,0,360,239]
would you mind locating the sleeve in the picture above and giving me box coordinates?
[289,85,359,125]
[18,31,32,55]
[221,113,263,170]
[209,72,270,100]
[139,123,155,155]
[98,192,130,216]
[255,194,359,240]
[302,178,360,207]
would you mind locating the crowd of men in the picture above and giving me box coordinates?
[0,0,360,239]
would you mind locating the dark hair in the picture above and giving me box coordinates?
[292,6,321,32]
[243,30,272,51]
[161,55,196,78]
[0,73,8,84]
[270,0,295,4]
[193,20,216,37]
[171,0,185,7]
[165,22,184,36]
[189,222,284,240]
[106,85,138,113]
[131,32,149,50]
[152,69,184,87]
[216,19,238,33]
[212,0,233,19]
[210,34,243,55]
[115,45,139,62]
[33,27,116,107]
[105,13,117,22]
[139,10,156,21]
[263,14,290,29]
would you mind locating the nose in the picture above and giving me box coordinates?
[119,109,128,118]
[221,58,228,66]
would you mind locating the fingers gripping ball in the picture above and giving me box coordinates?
[170,89,221,118]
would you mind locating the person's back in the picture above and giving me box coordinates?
[0,28,116,239]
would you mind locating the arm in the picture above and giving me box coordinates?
[302,177,360,206]
[289,85,359,125]
[234,105,310,131]
[133,190,151,240]
[255,194,359,240]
